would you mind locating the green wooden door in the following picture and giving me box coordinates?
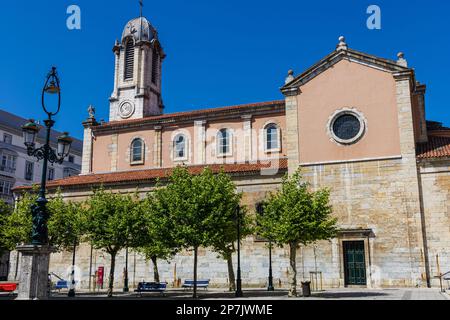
[343,241,367,286]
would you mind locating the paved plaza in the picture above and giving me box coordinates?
[1,288,448,300]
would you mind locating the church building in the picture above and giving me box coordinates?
[12,14,450,289]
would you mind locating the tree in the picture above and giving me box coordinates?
[1,192,35,250]
[257,168,338,297]
[157,167,251,297]
[84,188,142,297]
[2,191,85,252]
[136,192,177,283]
[206,171,253,292]
[0,200,12,255]
[47,192,86,252]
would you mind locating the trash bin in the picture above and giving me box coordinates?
[301,281,311,297]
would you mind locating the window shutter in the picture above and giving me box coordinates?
[124,40,135,80]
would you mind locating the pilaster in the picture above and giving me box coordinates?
[241,115,253,162]
[194,121,206,165]
[154,126,162,167]
[81,118,98,175]
[283,91,300,174]
[110,134,119,172]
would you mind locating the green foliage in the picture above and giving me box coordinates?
[258,168,338,247]
[1,192,36,250]
[84,188,141,255]
[0,190,86,252]
[136,192,177,263]
[84,187,142,297]
[205,171,253,260]
[156,167,250,251]
[0,200,13,254]
[47,191,86,252]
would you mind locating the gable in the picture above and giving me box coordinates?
[282,48,411,92]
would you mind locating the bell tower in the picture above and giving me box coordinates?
[109,13,165,121]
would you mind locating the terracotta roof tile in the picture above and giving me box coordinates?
[98,100,285,130]
[14,159,288,191]
[417,136,450,159]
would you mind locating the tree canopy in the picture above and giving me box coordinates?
[84,188,142,297]
[257,168,338,296]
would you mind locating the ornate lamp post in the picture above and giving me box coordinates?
[235,206,243,298]
[17,67,73,300]
[268,240,274,291]
[123,247,129,292]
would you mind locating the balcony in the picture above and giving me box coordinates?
[0,165,16,174]
[0,194,13,204]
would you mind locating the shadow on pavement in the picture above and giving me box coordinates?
[312,291,388,299]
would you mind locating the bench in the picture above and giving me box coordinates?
[0,283,18,293]
[135,282,167,296]
[182,280,210,290]
[54,280,69,291]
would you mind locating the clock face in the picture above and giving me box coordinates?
[119,101,135,119]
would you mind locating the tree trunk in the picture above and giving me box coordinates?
[151,256,160,283]
[226,252,236,291]
[107,252,117,298]
[193,247,198,299]
[288,242,298,297]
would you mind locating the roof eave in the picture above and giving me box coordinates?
[281,48,412,92]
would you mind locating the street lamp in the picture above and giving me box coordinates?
[17,67,73,300]
[22,67,73,244]
[268,240,275,291]
[235,205,243,298]
[123,247,129,292]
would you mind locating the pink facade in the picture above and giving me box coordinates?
[90,106,286,173]
[296,60,402,164]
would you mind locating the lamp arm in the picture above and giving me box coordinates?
[27,146,65,165]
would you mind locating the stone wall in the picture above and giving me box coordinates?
[419,159,450,286]
[8,159,434,290]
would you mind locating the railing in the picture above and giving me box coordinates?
[0,165,16,174]
[435,271,450,292]
[0,194,13,204]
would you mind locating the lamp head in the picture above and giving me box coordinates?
[57,132,73,158]
[22,119,40,147]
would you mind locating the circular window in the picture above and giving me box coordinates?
[329,110,365,144]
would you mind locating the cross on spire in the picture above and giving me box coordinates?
[139,0,144,18]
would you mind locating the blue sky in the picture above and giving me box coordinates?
[0,0,449,139]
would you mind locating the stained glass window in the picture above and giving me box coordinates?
[332,114,361,141]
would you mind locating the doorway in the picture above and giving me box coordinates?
[343,241,367,286]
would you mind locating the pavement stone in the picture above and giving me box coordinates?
[1,287,448,300]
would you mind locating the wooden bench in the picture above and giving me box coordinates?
[135,282,167,297]
[182,279,210,290]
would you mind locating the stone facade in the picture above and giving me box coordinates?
[10,17,450,291]
[418,159,450,286]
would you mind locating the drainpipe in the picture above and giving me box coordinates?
[367,234,372,288]
[416,163,431,288]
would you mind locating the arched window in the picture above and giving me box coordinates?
[151,47,159,85]
[173,134,187,160]
[124,39,135,81]
[131,138,144,164]
[265,124,280,152]
[217,129,231,156]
